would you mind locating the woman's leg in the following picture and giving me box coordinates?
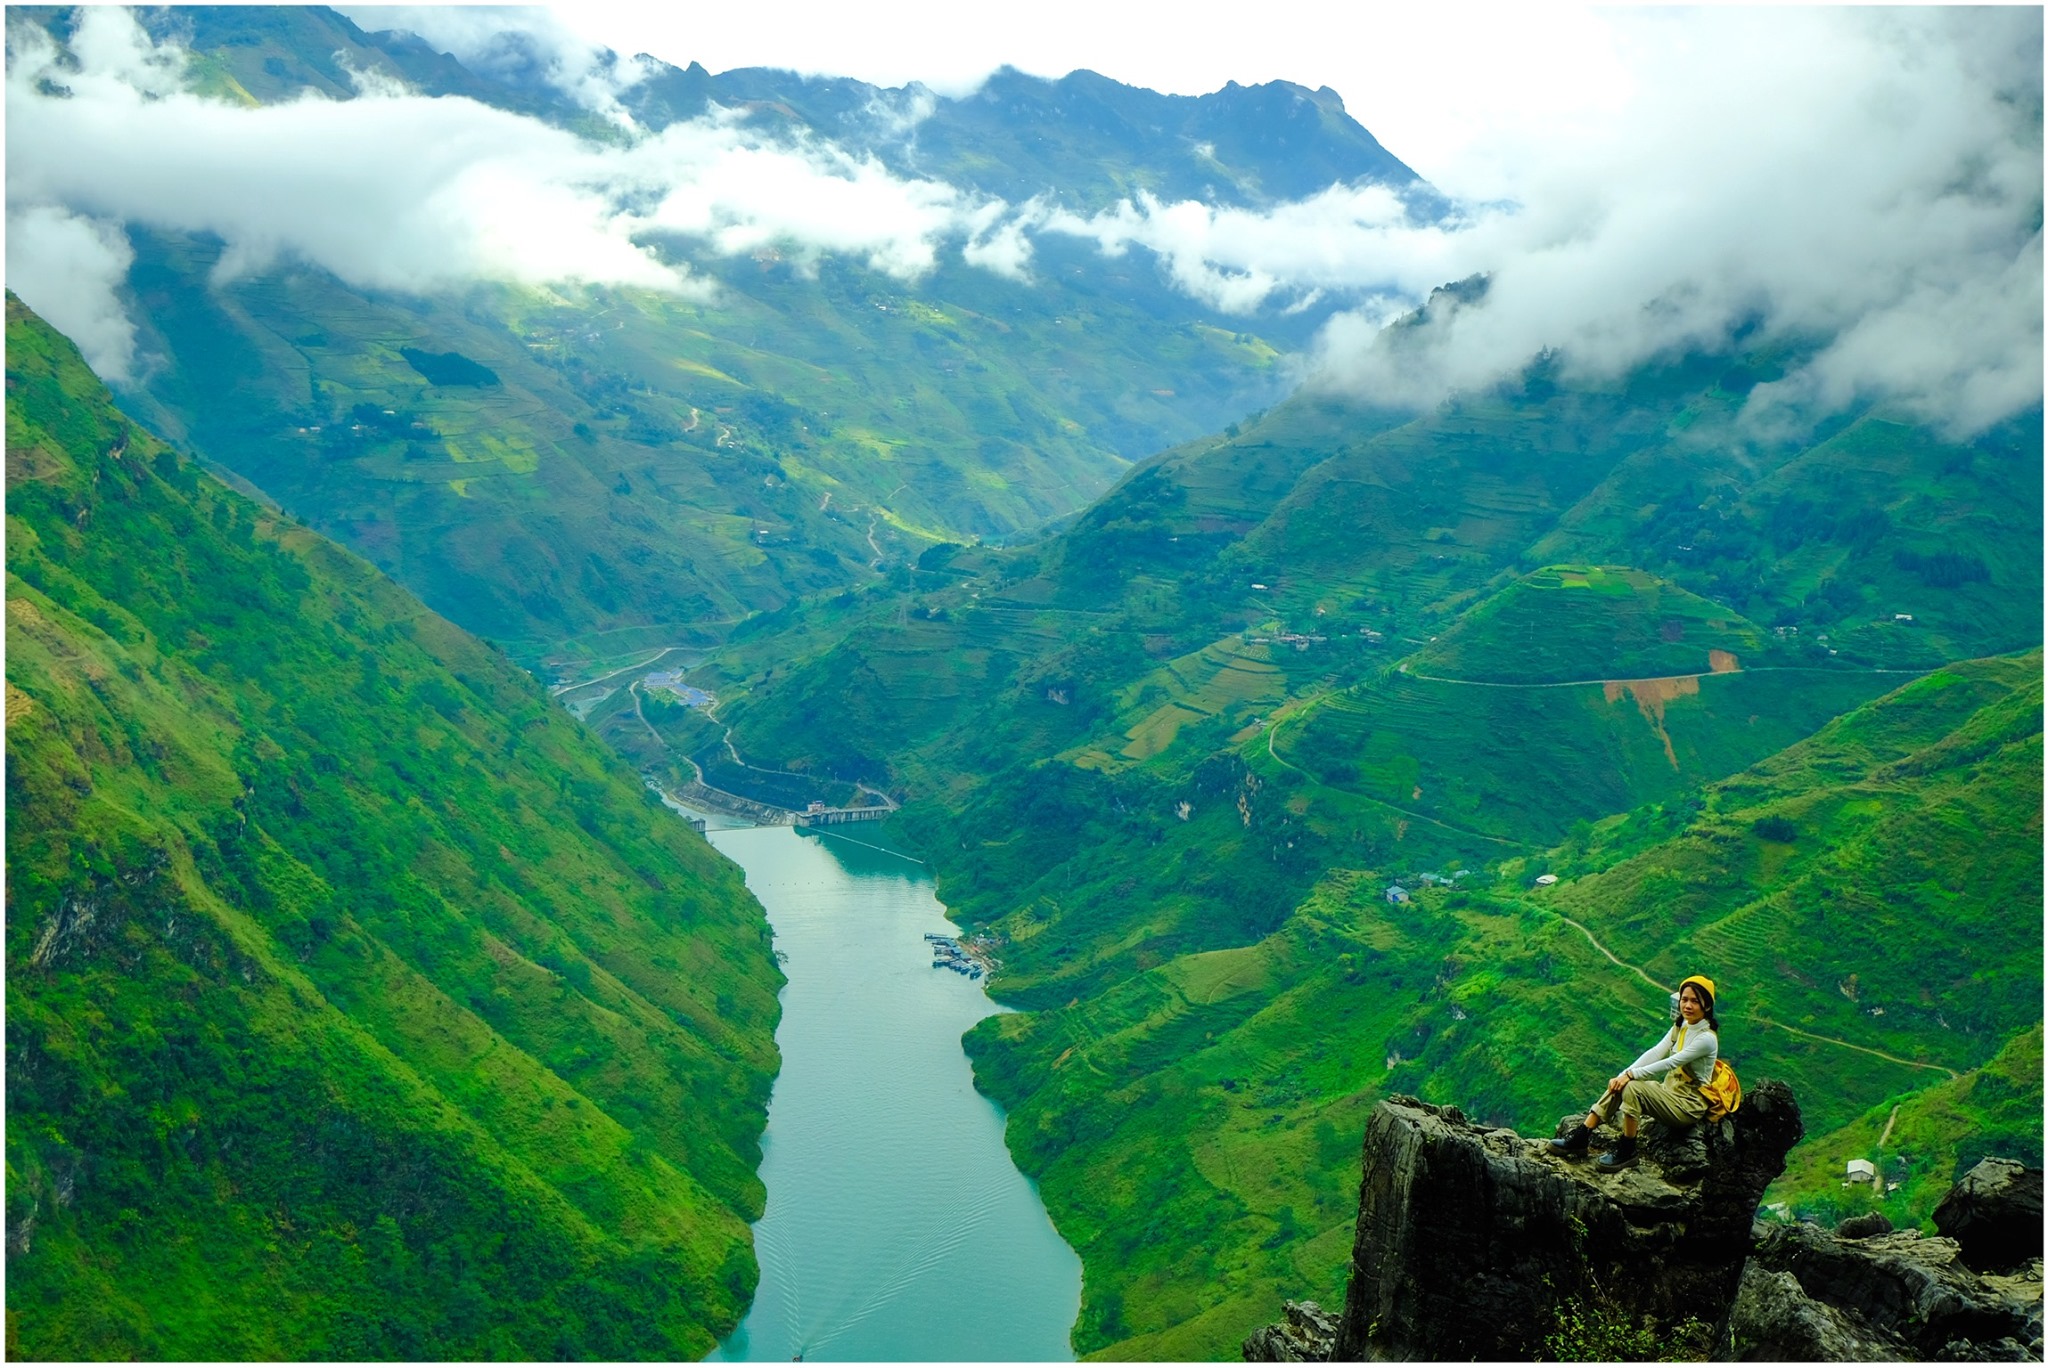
[1620,1077,1709,1133]
[1550,1087,1619,1155]
[1587,1085,1625,1127]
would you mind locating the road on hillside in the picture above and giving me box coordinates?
[549,645,687,696]
[1396,663,1930,689]
[1261,692,1523,848]
[1536,904,1959,1080]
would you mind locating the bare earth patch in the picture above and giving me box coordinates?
[1604,675,1702,768]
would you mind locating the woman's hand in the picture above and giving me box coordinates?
[1608,1072,1630,1093]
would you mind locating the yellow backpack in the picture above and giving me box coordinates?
[1701,1058,1743,1122]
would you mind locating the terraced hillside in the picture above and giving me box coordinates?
[1405,564,1771,683]
[699,339,2039,811]
[4,297,782,1360]
[687,344,2040,1357]
[1270,565,1910,845]
[961,653,2042,1357]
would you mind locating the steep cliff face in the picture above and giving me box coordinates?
[5,295,783,1359]
[1331,1088,1803,1359]
[1246,1092,2044,1363]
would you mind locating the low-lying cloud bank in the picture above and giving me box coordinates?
[5,7,2039,438]
[4,9,1013,381]
[1305,8,2044,440]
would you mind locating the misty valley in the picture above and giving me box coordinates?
[5,6,2043,1362]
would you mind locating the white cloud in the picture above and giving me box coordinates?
[63,3,187,97]
[6,7,2037,437]
[552,2,2042,438]
[5,205,139,383]
[623,118,996,279]
[861,83,939,144]
[339,5,655,127]
[7,14,690,299]
[1300,8,2044,439]
[4,8,1014,358]
[1034,183,1444,314]
[963,217,1034,281]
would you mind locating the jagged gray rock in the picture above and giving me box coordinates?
[1834,1211,1896,1240]
[1727,1218,2044,1361]
[1725,1260,1896,1360]
[1240,1300,1337,1361]
[1334,1085,1804,1360]
[1934,1159,2045,1273]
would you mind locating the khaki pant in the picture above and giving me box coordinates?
[1590,1072,1709,1128]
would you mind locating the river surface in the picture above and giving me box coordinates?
[700,816,1082,1362]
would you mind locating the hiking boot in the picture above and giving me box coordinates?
[1596,1135,1639,1170]
[1548,1125,1593,1158]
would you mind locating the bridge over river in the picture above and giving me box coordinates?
[792,803,895,827]
[654,775,899,829]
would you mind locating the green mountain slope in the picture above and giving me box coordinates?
[4,296,782,1359]
[1406,563,1768,683]
[1281,663,1901,847]
[694,336,2039,812]
[959,653,2041,1357]
[1268,564,1906,845]
[1769,1023,2044,1225]
[1552,651,2043,1052]
[679,344,2038,1359]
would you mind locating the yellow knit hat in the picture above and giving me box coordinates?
[1680,974,1717,1005]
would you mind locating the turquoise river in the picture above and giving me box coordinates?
[698,814,1083,1361]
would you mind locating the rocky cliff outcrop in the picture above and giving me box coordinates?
[1239,1301,1338,1361]
[1726,1218,2043,1360]
[1244,1088,2046,1363]
[1330,1087,1804,1360]
[1934,1158,2045,1274]
[1725,1157,2046,1361]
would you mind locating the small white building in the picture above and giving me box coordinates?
[1385,885,1410,904]
[1846,1159,1879,1183]
[1534,873,1559,887]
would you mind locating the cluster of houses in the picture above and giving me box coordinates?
[1235,619,1383,651]
[1384,870,1476,904]
[924,933,997,980]
[642,670,715,709]
[1241,630,1328,651]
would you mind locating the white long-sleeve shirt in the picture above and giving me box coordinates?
[1627,1022,1718,1085]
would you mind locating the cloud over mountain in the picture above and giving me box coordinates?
[337,5,655,127]
[5,7,2038,438]
[1300,8,2044,438]
[985,9,2038,438]
[3,8,1011,379]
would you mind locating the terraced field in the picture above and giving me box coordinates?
[1407,564,1772,683]
[1089,638,1288,766]
[1278,661,1901,844]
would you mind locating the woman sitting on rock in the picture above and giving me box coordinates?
[1549,975,1719,1170]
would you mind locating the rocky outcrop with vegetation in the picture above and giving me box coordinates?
[1726,1220,2042,1360]
[1329,1089,1803,1359]
[1726,1157,2044,1361]
[1245,1090,2044,1362]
